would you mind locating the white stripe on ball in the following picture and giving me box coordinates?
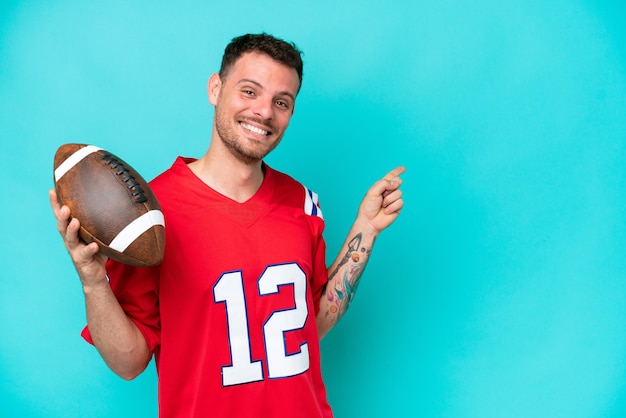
[54,145,103,182]
[108,210,165,252]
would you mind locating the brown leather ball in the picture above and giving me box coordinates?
[54,143,165,267]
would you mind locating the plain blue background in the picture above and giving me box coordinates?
[1,1,625,417]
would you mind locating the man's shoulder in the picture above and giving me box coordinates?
[266,165,302,188]
[149,157,192,187]
[266,165,324,220]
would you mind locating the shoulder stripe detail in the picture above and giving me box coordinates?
[304,186,324,220]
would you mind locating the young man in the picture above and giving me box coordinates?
[50,33,405,417]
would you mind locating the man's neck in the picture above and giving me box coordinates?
[188,147,264,203]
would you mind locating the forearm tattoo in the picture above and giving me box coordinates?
[323,233,372,319]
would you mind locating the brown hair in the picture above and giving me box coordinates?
[219,33,304,93]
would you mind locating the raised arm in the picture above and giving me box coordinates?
[316,166,405,339]
[49,189,151,379]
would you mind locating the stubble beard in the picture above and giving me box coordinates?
[214,108,282,165]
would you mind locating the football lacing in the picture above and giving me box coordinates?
[101,154,148,203]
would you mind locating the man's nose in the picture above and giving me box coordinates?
[252,97,274,120]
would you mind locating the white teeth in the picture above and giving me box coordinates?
[241,122,268,136]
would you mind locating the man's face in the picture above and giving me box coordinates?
[209,52,300,164]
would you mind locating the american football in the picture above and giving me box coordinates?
[53,143,165,267]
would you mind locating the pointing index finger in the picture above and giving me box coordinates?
[384,166,406,183]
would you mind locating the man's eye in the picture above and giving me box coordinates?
[275,100,289,108]
[242,90,254,95]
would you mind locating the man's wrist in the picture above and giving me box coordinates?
[82,274,111,295]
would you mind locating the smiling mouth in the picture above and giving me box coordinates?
[240,121,270,136]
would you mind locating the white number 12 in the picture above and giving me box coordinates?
[213,263,310,387]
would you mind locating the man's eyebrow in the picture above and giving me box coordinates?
[238,78,296,102]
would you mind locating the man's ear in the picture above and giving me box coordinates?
[207,73,221,105]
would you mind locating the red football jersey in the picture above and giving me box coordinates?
[83,157,333,417]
